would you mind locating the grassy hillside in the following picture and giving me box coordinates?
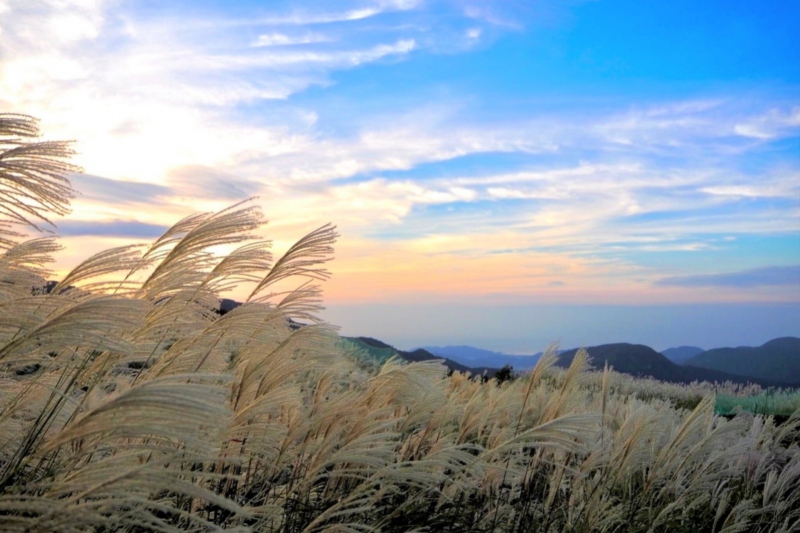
[685,337,800,385]
[1,115,799,532]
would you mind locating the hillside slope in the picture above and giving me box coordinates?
[684,337,800,385]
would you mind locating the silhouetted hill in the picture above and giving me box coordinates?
[423,345,542,370]
[661,346,704,364]
[684,337,800,385]
[556,343,790,387]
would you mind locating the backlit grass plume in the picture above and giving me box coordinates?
[0,114,77,249]
[0,115,798,532]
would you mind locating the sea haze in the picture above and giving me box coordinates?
[423,345,543,371]
[323,303,800,354]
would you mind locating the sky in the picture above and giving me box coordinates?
[1,0,799,352]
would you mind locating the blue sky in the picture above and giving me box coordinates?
[1,0,798,350]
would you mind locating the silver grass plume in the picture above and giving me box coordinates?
[247,222,338,303]
[0,114,77,248]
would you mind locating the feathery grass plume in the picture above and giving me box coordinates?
[541,347,589,423]
[53,244,145,295]
[247,222,338,303]
[274,281,328,325]
[3,376,246,532]
[0,295,146,363]
[0,114,77,248]
[138,200,264,302]
[120,212,210,285]
[0,237,62,298]
[199,240,273,296]
[41,374,231,457]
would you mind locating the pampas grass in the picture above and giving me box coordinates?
[0,114,798,532]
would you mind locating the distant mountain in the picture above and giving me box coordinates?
[348,337,495,377]
[661,346,705,364]
[556,343,791,387]
[684,337,800,385]
[211,299,799,387]
[422,345,542,370]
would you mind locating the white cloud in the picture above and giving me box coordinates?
[733,107,800,140]
[251,32,332,47]
[0,1,421,186]
[701,183,798,198]
[466,28,482,39]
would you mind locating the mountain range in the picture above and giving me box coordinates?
[212,298,799,388]
[343,334,799,388]
[415,339,799,387]
[554,344,794,387]
[422,345,543,370]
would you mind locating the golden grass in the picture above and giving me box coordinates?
[0,114,798,532]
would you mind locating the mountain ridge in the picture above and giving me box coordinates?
[349,335,798,388]
[684,337,800,385]
[556,343,795,388]
[209,297,798,388]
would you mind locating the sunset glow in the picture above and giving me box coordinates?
[1,0,798,349]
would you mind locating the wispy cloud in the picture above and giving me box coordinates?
[56,220,170,238]
[734,107,800,140]
[251,32,333,47]
[656,265,800,288]
[1,0,798,306]
[71,174,171,206]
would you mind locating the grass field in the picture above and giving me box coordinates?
[0,114,798,532]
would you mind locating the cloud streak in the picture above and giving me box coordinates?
[656,265,800,288]
[1,0,798,306]
[56,220,170,238]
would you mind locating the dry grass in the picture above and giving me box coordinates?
[0,114,798,532]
